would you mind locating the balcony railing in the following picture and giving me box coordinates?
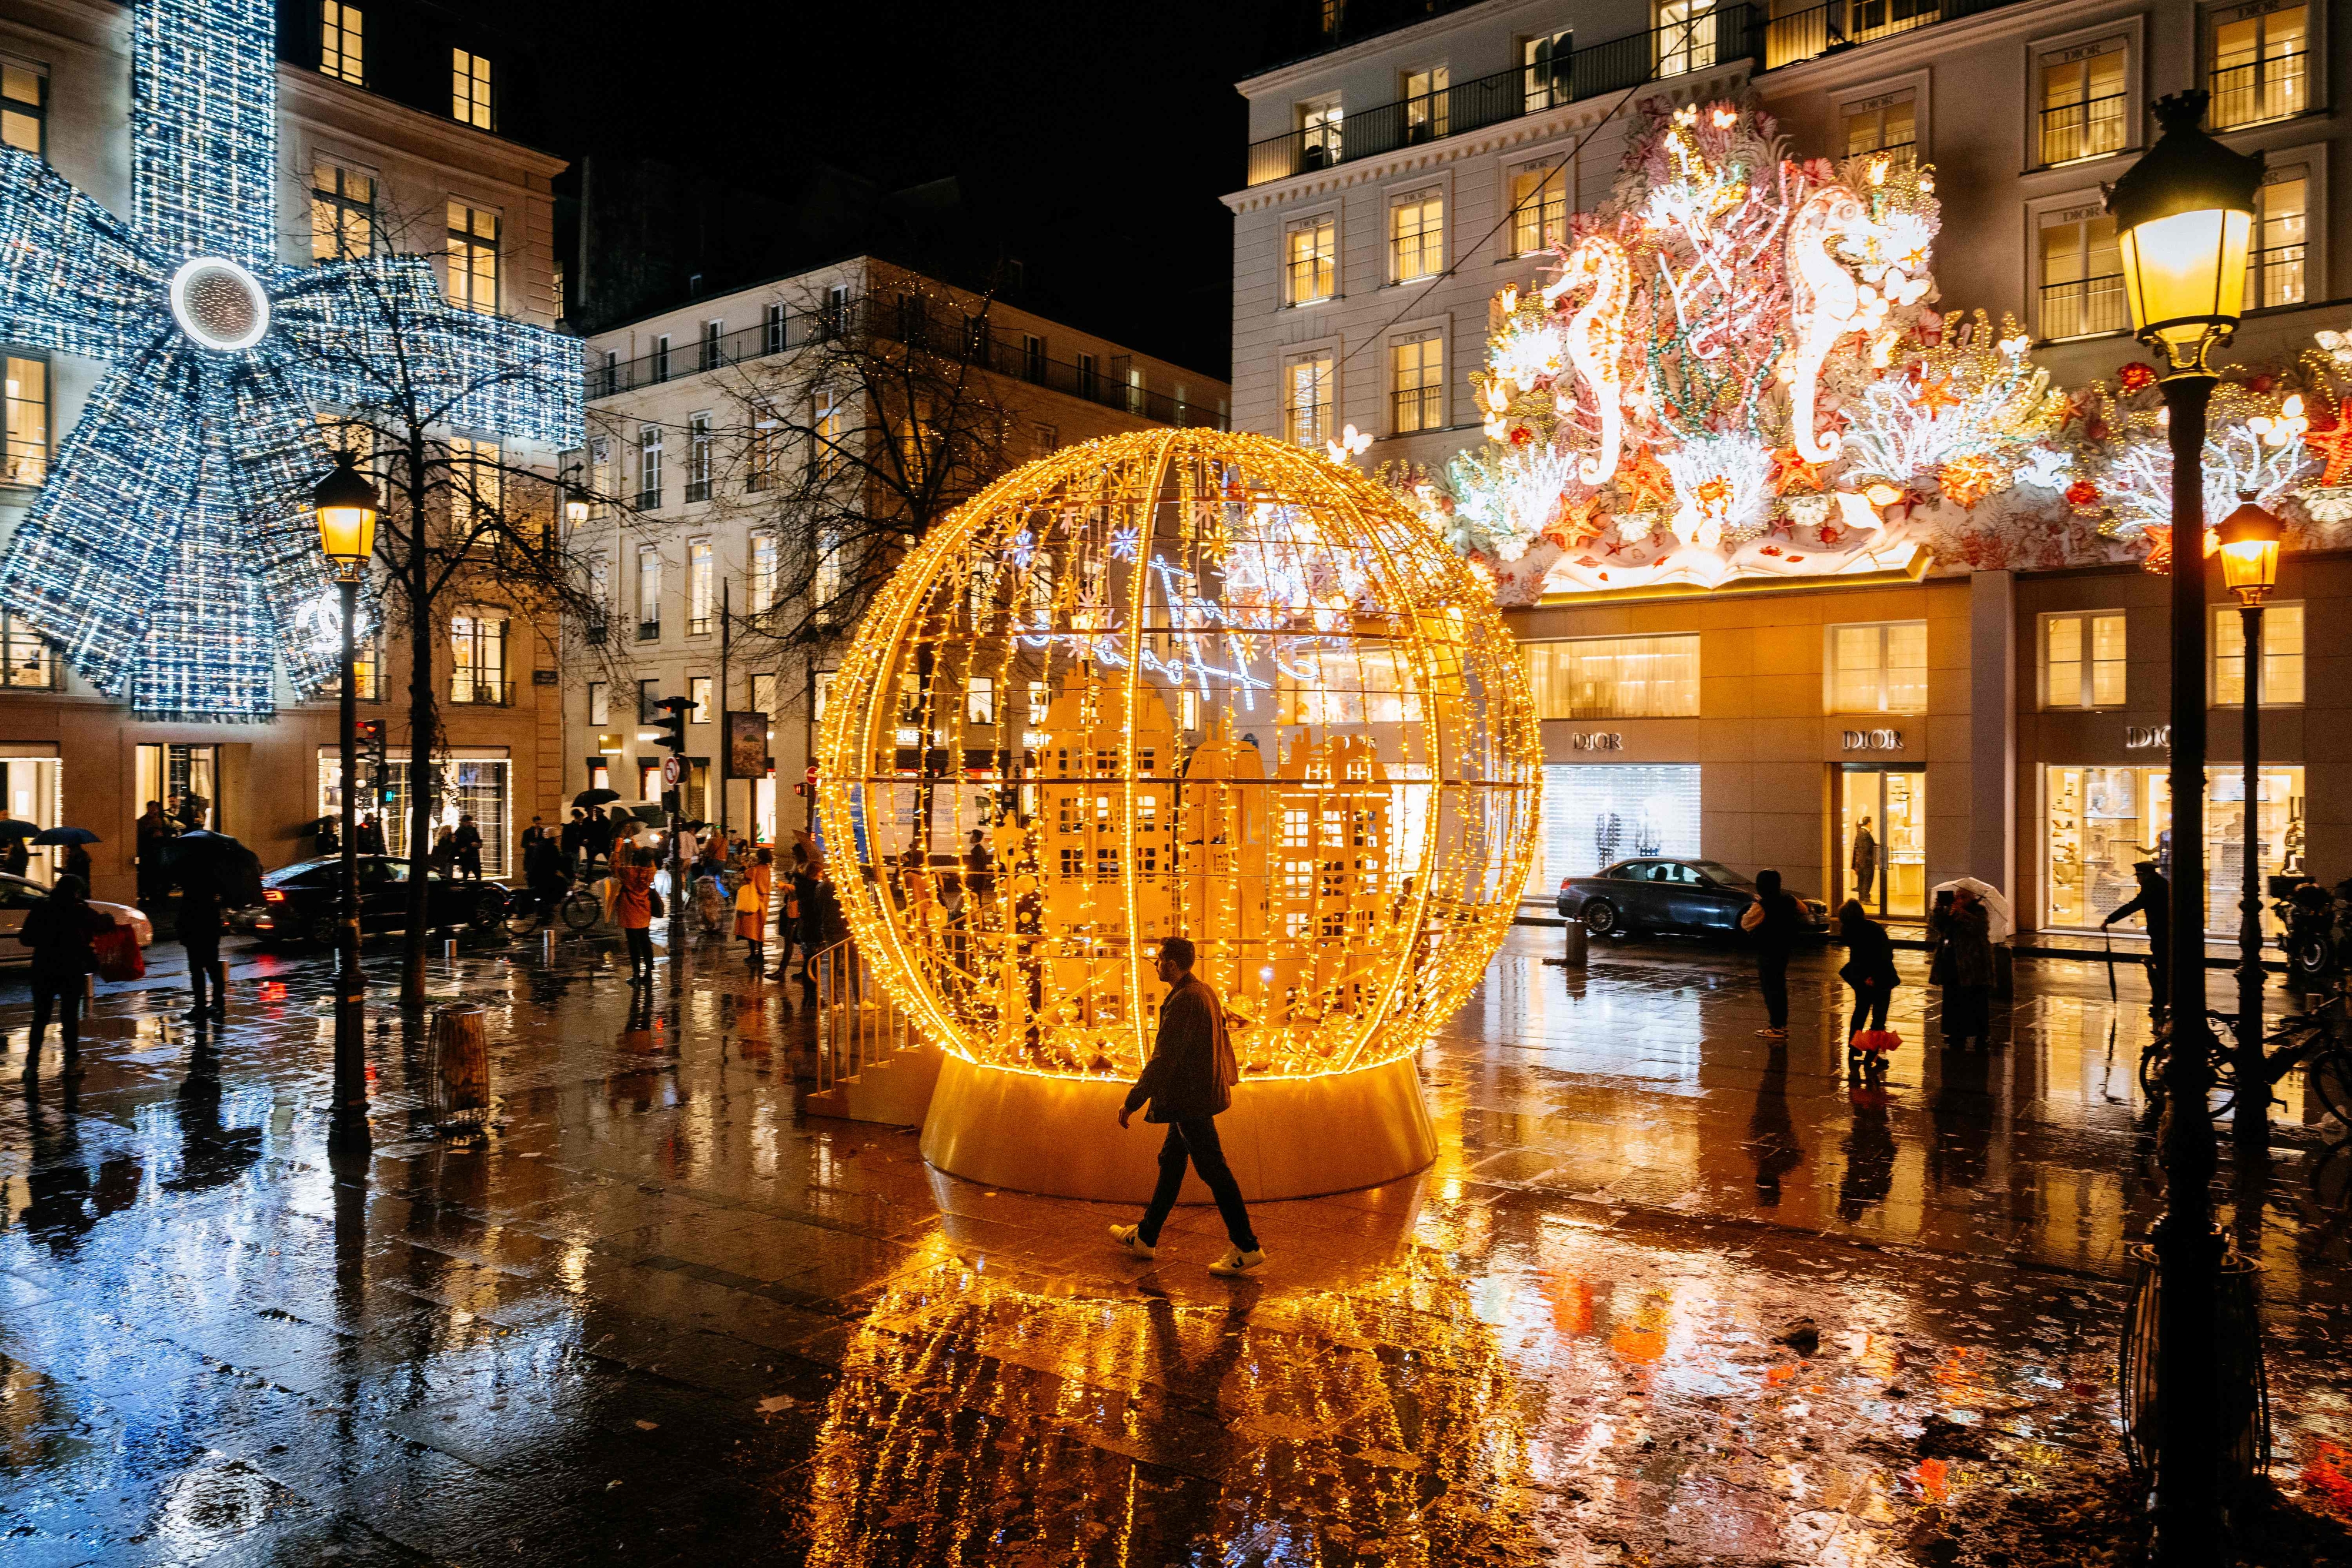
[2207,51,2308,130]
[635,486,660,510]
[584,620,608,647]
[637,618,661,643]
[2249,244,2307,311]
[1762,0,2019,71]
[2040,275,2127,340]
[450,677,513,707]
[1247,8,1768,187]
[1284,402,1332,448]
[2038,94,2127,166]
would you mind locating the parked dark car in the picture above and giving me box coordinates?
[239,856,508,946]
[1557,858,1830,941]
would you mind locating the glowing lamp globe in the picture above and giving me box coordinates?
[816,429,1539,1199]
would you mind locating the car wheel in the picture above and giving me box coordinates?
[1580,898,1621,937]
[2291,933,2332,979]
[468,890,507,931]
[307,914,339,947]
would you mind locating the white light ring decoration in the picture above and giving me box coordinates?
[168,256,270,352]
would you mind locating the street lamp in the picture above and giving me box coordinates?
[2217,496,2283,1152]
[2107,88,2264,1560]
[313,449,381,1151]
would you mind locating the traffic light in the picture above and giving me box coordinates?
[650,695,692,757]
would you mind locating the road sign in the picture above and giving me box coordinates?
[662,755,683,787]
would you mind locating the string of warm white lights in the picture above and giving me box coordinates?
[0,0,582,719]
[816,429,1538,1082]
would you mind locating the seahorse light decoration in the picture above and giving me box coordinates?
[1541,235,1633,486]
[1785,185,1884,464]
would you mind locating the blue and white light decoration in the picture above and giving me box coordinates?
[0,0,582,720]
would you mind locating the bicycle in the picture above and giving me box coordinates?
[2141,997,2352,1131]
[503,879,602,939]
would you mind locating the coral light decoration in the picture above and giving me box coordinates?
[816,429,1538,1085]
[0,0,580,718]
[1426,98,2066,595]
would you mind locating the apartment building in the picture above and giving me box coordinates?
[0,0,569,894]
[574,258,1230,844]
[1230,0,2352,936]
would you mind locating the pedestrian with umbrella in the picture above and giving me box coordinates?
[34,826,99,887]
[166,828,248,1023]
[17,872,113,1079]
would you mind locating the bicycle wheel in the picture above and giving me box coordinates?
[503,900,545,940]
[560,888,602,933]
[2310,1043,2352,1131]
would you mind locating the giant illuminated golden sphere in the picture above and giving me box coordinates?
[818,429,1536,1106]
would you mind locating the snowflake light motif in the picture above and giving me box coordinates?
[0,0,582,718]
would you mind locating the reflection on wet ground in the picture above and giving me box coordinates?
[0,928,2345,1564]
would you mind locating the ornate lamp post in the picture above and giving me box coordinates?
[2107,88,2264,1560]
[2216,496,2283,1150]
[314,450,381,1149]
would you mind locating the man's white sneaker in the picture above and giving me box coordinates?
[1108,1223,1154,1259]
[1207,1247,1267,1277]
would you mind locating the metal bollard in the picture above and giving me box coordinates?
[1558,915,1588,969]
[83,974,96,1003]
[440,937,457,961]
[540,927,557,965]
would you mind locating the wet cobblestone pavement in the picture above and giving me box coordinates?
[2,926,2350,1565]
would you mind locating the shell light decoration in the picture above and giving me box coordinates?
[817,430,1538,1198]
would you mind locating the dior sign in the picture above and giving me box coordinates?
[1568,731,1624,751]
[2124,725,2171,750]
[1841,728,1905,751]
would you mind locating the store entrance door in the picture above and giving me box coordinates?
[1840,765,1926,918]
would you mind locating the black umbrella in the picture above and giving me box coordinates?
[163,827,247,870]
[0,819,37,840]
[33,826,98,846]
[573,788,622,808]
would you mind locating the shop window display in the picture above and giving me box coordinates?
[1527,764,1701,894]
[2045,765,2304,933]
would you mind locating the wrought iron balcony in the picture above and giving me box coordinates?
[450,677,514,707]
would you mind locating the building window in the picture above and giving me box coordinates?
[1285,216,1337,305]
[2248,170,2307,309]
[749,532,778,617]
[650,333,671,383]
[809,397,843,480]
[452,48,492,129]
[2207,3,2307,130]
[1523,30,1572,112]
[637,678,663,724]
[1021,333,1045,382]
[701,319,724,372]
[750,673,779,718]
[967,677,995,726]
[2037,41,2126,166]
[4,352,48,487]
[445,202,498,314]
[2041,611,2127,708]
[588,680,609,726]
[319,2,363,84]
[748,406,780,492]
[585,554,609,642]
[2037,203,2124,339]
[1076,352,1098,399]
[636,424,662,510]
[1389,191,1443,283]
[636,544,661,640]
[0,612,53,688]
[814,528,844,617]
[1032,423,1057,457]
[1510,163,1569,256]
[820,283,849,338]
[449,436,499,536]
[1524,635,1700,719]
[1403,66,1448,141]
[2214,601,2303,705]
[1843,90,1917,168]
[352,626,381,700]
[1846,0,1935,41]
[764,302,787,356]
[1389,332,1442,434]
[450,611,508,704]
[685,411,713,503]
[689,676,713,723]
[1300,95,1342,166]
[2,61,45,157]
[1828,621,1929,714]
[639,759,660,801]
[310,161,374,260]
[1284,352,1333,448]
[1656,0,1719,75]
[687,538,713,634]
[588,437,613,514]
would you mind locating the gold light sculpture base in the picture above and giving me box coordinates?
[816,429,1538,1203]
[920,1051,1436,1202]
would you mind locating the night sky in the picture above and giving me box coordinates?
[486,0,1274,380]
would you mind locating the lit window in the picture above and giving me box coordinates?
[689,676,713,723]
[1178,689,1199,731]
[2037,205,2124,339]
[685,411,713,503]
[814,672,834,720]
[1523,30,1572,112]
[1389,332,1442,434]
[749,533,779,617]
[352,626,382,700]
[1511,163,1568,256]
[1524,635,1700,718]
[2207,4,2306,131]
[452,48,492,129]
[320,2,363,85]
[1301,96,1342,165]
[1284,351,1332,449]
[2041,611,2127,708]
[1028,681,1048,724]
[1827,621,1928,714]
[445,202,499,314]
[1845,0,1935,41]
[1656,0,1719,74]
[310,161,374,260]
[636,544,662,638]
[2,62,45,158]
[2037,44,2125,165]
[0,612,52,688]
[589,681,609,726]
[449,611,507,705]
[2248,173,2307,309]
[1404,66,1448,141]
[449,437,500,537]
[2214,602,2303,706]
[1285,216,1337,305]
[967,677,995,726]
[1843,91,1917,168]
[636,424,662,510]
[4,353,48,487]
[1389,191,1443,283]
[686,539,713,635]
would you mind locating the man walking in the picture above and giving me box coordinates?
[2102,860,2171,1015]
[1739,868,1805,1043]
[1110,937,1265,1276]
[451,815,484,881]
[176,849,226,1024]
[1850,815,1878,905]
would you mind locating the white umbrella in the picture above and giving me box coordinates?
[1932,877,2013,942]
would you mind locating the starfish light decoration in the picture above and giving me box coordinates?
[0,0,582,718]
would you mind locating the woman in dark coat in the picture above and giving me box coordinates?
[1929,887,1996,1048]
[1838,899,1899,1037]
[19,874,115,1077]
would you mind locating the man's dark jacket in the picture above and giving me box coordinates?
[1122,975,1225,1124]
